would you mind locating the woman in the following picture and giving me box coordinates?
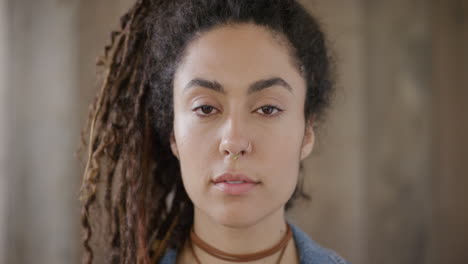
[79,0,351,263]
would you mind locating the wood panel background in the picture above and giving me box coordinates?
[430,0,468,263]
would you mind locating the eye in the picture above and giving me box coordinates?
[193,105,219,117]
[255,105,283,117]
[193,104,283,118]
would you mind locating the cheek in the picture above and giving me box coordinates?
[175,118,214,159]
[259,124,303,187]
[263,118,304,158]
[173,116,214,189]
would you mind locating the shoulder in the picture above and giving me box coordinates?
[288,221,352,264]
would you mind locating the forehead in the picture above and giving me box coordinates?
[173,23,304,95]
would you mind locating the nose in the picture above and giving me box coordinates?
[219,116,252,160]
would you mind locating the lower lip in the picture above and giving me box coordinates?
[212,182,258,195]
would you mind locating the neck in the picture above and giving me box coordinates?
[184,207,294,263]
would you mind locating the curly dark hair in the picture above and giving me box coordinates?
[78,0,335,263]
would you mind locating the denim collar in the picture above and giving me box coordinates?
[159,220,350,264]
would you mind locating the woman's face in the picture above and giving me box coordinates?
[170,23,315,228]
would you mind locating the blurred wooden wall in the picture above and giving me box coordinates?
[0,0,9,262]
[364,0,432,263]
[3,0,81,263]
[430,0,468,263]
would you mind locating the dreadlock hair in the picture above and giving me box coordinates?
[78,0,335,263]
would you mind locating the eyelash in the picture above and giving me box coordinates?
[193,104,284,118]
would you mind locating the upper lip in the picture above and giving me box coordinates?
[212,173,259,184]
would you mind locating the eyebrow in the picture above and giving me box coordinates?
[183,77,293,95]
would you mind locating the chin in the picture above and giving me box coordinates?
[208,204,265,229]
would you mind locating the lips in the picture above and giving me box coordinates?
[212,173,260,195]
[212,173,259,184]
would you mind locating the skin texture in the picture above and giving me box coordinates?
[169,23,314,263]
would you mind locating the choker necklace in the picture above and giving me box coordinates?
[189,223,292,264]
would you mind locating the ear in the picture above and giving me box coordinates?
[300,116,315,161]
[170,129,179,159]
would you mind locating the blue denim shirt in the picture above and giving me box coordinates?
[159,221,351,264]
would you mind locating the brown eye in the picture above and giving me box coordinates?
[193,105,218,117]
[257,105,282,117]
[200,105,213,114]
[261,106,275,115]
